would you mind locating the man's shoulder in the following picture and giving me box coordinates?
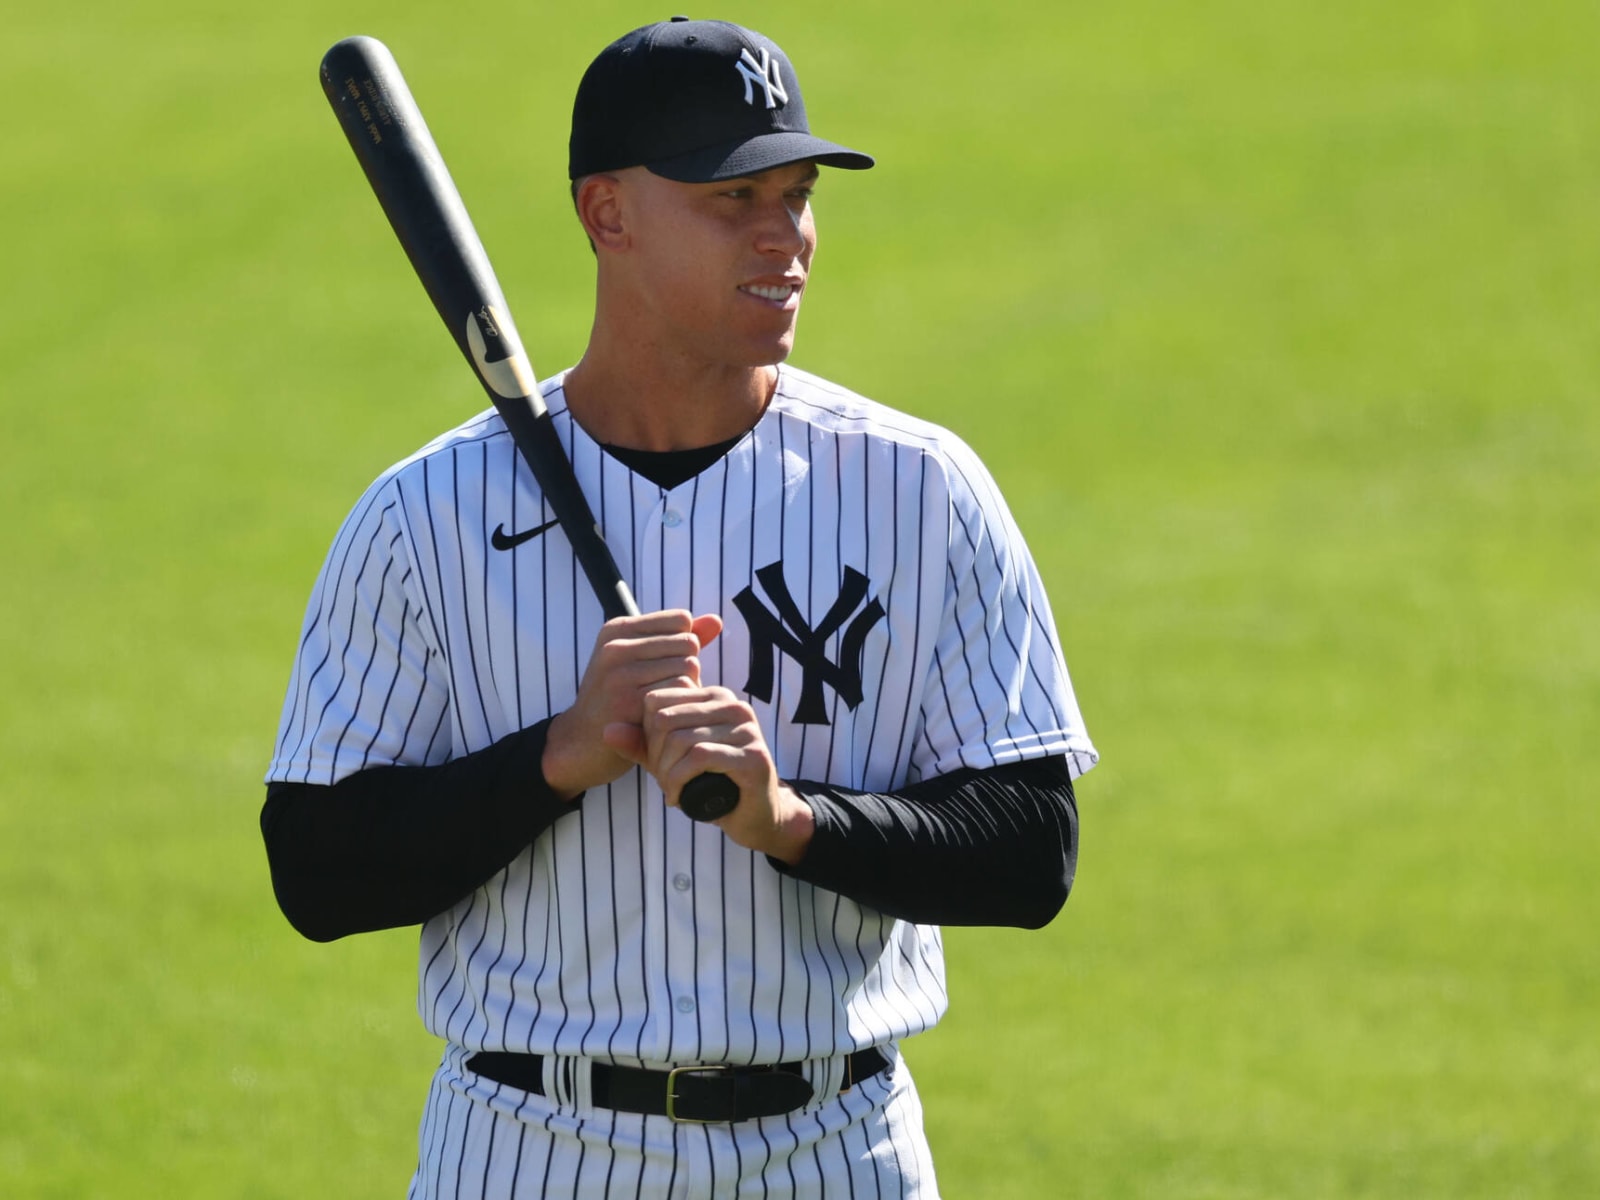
[383,406,514,479]
[333,405,516,531]
[773,364,970,455]
[361,374,564,506]
[774,366,1021,521]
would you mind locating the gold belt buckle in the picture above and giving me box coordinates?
[664,1064,731,1123]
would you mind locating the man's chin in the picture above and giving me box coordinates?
[752,328,798,367]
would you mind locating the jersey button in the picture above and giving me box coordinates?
[662,508,683,528]
[675,996,696,1014]
[672,873,692,892]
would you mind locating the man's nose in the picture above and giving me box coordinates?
[755,199,809,257]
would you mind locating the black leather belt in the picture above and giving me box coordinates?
[466,1047,888,1123]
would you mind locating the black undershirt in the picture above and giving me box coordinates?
[599,434,746,489]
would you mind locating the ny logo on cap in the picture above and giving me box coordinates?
[735,47,788,109]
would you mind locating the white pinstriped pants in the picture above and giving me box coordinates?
[406,1044,940,1198]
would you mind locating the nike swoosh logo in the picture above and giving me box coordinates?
[491,518,560,551]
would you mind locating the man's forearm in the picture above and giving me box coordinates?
[780,756,1078,929]
[260,718,577,942]
[263,725,1075,940]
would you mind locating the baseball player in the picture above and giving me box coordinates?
[263,17,1097,1198]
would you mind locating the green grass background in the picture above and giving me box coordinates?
[3,0,1595,1195]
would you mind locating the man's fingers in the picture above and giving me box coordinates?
[661,741,746,798]
[595,630,704,666]
[597,609,696,640]
[641,689,754,771]
[592,634,705,698]
[641,687,745,726]
[586,612,722,701]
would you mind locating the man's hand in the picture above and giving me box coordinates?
[607,684,815,866]
[541,610,723,800]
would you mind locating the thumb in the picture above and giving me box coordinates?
[691,612,724,649]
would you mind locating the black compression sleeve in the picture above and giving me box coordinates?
[779,756,1078,929]
[259,718,577,942]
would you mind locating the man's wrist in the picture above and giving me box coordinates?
[539,710,591,802]
[761,785,816,867]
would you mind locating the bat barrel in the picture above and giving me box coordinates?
[320,37,519,386]
[321,36,735,818]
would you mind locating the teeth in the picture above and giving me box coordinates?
[742,284,794,301]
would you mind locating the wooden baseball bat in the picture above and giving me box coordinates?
[319,36,740,822]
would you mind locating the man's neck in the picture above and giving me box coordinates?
[563,333,778,452]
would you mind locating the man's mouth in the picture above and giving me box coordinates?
[739,283,799,302]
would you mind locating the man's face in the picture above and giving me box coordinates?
[608,160,820,371]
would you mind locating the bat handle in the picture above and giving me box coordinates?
[599,587,736,821]
[680,773,740,822]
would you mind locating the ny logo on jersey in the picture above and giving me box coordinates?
[734,47,788,109]
[734,561,885,725]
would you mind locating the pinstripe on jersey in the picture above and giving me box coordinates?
[267,364,1097,1070]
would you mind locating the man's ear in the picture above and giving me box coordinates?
[575,173,629,252]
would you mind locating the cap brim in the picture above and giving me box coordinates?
[646,131,874,183]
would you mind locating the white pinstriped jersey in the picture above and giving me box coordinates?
[267,364,1097,1069]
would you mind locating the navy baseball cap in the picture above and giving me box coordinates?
[569,16,875,182]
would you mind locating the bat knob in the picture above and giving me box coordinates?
[680,773,740,822]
